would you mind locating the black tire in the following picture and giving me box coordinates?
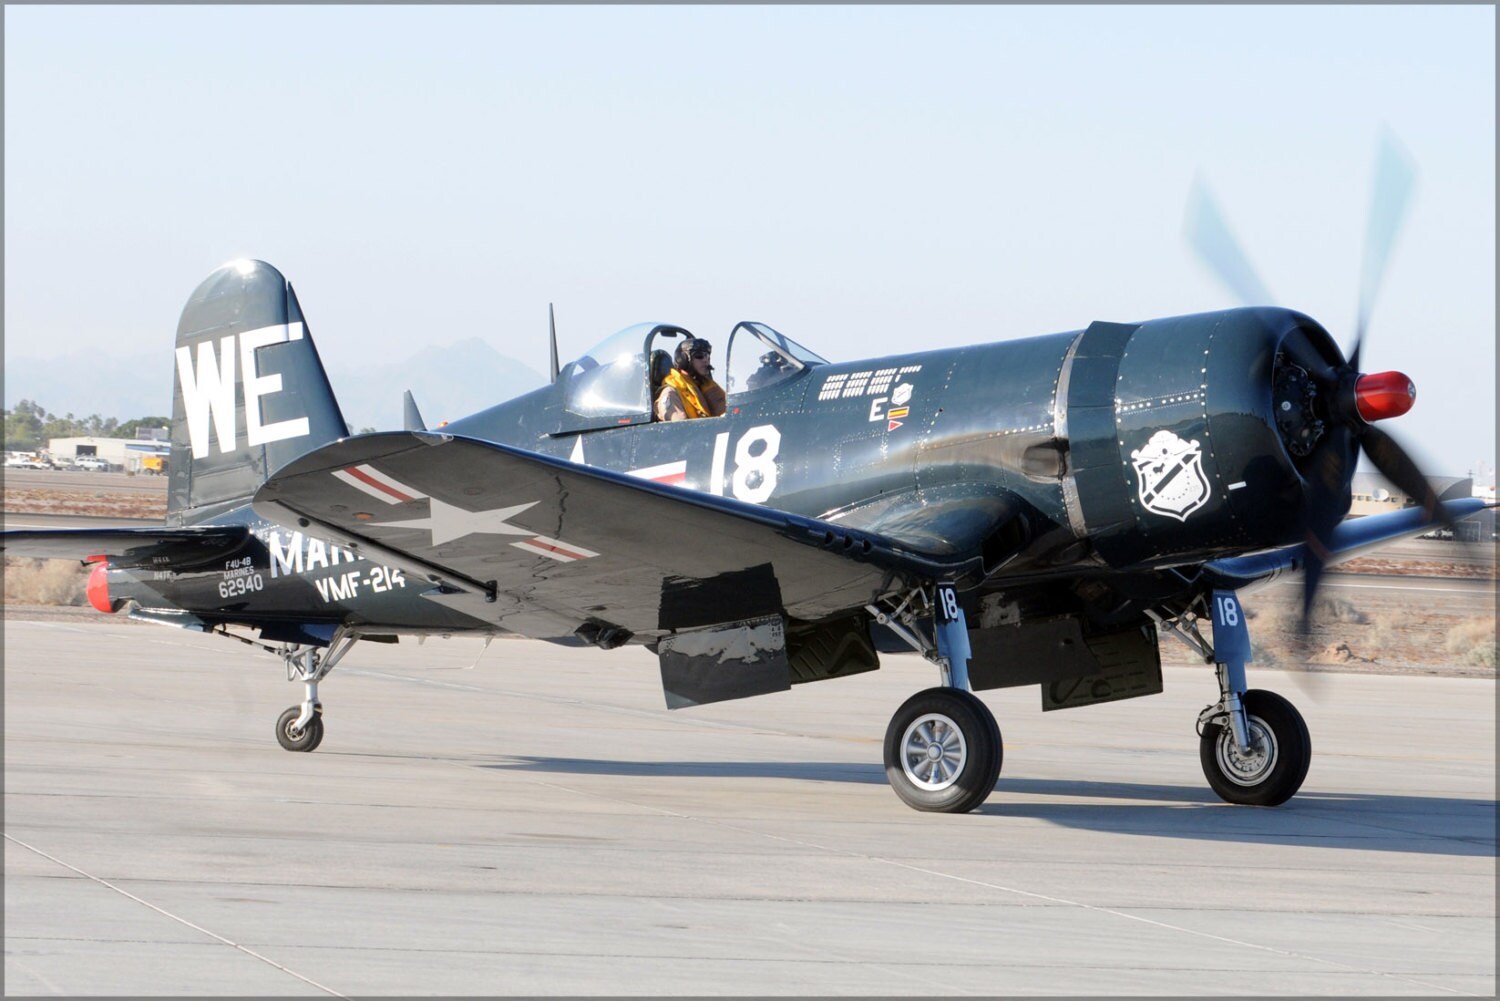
[883,688,1001,813]
[275,706,325,753]
[302,714,325,753]
[1199,689,1310,806]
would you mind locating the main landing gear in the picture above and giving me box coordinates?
[272,627,357,753]
[884,687,1002,813]
[1152,590,1311,806]
[1198,689,1310,806]
[868,585,1002,814]
[869,584,1311,813]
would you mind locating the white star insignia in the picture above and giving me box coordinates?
[375,499,540,546]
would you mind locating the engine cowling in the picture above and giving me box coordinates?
[1063,307,1353,570]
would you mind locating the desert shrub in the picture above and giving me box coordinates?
[1368,614,1401,651]
[1312,595,1369,625]
[1444,618,1496,668]
[3,557,89,606]
[1251,644,1282,667]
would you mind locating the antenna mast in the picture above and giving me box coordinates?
[549,303,560,384]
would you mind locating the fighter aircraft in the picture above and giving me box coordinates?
[5,147,1486,814]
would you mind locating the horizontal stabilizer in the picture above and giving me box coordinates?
[1,526,252,569]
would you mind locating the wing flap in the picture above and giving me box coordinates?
[253,431,973,640]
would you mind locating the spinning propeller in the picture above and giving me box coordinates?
[1185,130,1459,633]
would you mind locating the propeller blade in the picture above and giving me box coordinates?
[1277,326,1339,384]
[1293,421,1449,692]
[1184,175,1277,307]
[1299,425,1355,622]
[1359,424,1454,529]
[1291,423,1353,699]
[1350,128,1417,370]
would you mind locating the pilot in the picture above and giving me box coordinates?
[655,337,727,421]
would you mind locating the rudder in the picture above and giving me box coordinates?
[168,260,347,525]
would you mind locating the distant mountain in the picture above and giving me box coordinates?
[332,338,547,431]
[3,351,170,423]
[3,339,546,433]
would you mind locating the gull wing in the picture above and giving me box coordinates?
[253,431,974,641]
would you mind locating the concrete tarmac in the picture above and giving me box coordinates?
[4,615,1495,996]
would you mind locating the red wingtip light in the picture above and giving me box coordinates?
[87,562,117,614]
[1354,370,1415,423]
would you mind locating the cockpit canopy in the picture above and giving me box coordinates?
[560,321,826,429]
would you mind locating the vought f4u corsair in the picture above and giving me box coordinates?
[6,175,1486,814]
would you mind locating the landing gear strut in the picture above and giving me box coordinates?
[1151,590,1311,805]
[273,627,357,753]
[868,584,1001,813]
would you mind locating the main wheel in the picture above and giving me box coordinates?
[1199,689,1310,806]
[883,688,1002,813]
[275,706,325,753]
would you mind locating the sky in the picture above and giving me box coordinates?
[4,5,1495,477]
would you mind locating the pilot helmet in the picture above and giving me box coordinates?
[675,337,713,370]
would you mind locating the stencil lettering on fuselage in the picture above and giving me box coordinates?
[261,528,361,579]
[175,322,311,459]
[256,527,409,603]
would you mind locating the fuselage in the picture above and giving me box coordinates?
[110,305,1346,639]
[445,306,1337,579]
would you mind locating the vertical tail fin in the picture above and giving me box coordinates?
[168,260,347,525]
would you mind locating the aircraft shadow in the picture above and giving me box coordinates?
[486,755,885,784]
[486,757,1495,857]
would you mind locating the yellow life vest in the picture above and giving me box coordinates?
[662,368,723,419]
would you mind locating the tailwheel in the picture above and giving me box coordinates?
[883,688,1002,813]
[275,706,325,753]
[1199,689,1310,806]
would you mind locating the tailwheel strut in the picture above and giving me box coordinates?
[274,626,358,753]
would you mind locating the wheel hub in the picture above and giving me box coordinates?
[1216,716,1277,786]
[901,712,967,791]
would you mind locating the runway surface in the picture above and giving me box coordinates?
[4,615,1495,996]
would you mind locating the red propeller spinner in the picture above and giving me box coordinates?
[1352,370,1415,423]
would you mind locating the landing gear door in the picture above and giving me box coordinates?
[658,615,791,709]
[1209,590,1252,666]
